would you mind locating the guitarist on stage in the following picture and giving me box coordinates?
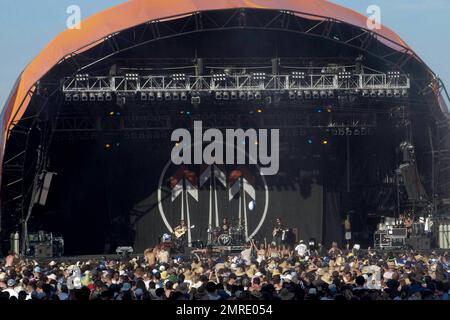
[272,218,284,247]
[173,219,188,252]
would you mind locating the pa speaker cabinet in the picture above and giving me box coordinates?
[35,244,53,258]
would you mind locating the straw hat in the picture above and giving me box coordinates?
[321,272,333,285]
[235,267,246,277]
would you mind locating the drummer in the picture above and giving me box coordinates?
[221,217,231,233]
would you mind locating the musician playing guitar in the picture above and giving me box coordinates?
[272,218,284,247]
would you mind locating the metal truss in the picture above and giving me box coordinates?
[62,72,410,95]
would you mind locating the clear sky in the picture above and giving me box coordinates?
[0,0,449,109]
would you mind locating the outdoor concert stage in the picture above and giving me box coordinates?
[1,0,450,256]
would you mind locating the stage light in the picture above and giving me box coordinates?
[307,138,313,144]
[326,107,332,113]
[320,90,327,99]
[255,91,262,100]
[387,71,401,79]
[156,92,163,101]
[172,73,186,81]
[394,89,401,98]
[353,128,360,136]
[109,111,115,116]
[291,71,305,79]
[402,89,408,97]
[72,93,79,102]
[338,71,351,80]
[252,72,266,81]
[81,93,88,101]
[105,93,112,101]
[191,96,201,105]
[316,108,323,113]
[149,92,155,101]
[75,74,89,81]
[288,91,296,100]
[105,144,111,149]
[247,91,254,100]
[173,92,180,101]
[304,91,311,99]
[97,93,104,102]
[215,92,222,100]
[65,93,72,102]
[370,90,377,98]
[327,90,335,98]
[223,91,230,100]
[89,93,96,101]
[239,91,246,100]
[386,89,393,97]
[362,90,369,97]
[141,93,148,101]
[322,139,329,145]
[180,92,187,101]
[256,108,263,113]
[125,73,139,81]
[378,89,385,97]
[297,91,303,99]
[312,91,320,99]
[231,91,238,100]
[165,92,172,101]
[213,73,227,82]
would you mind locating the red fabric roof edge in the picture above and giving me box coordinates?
[2,0,414,154]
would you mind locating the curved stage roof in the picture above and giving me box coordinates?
[0,0,437,162]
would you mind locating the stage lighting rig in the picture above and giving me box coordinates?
[291,71,305,79]
[252,72,266,81]
[172,73,186,81]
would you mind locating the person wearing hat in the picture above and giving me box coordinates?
[2,278,19,299]
[278,288,295,300]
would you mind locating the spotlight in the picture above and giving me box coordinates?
[156,92,163,101]
[322,139,329,145]
[65,93,72,102]
[165,92,172,101]
[386,89,393,97]
[362,90,369,97]
[180,92,187,101]
[288,91,296,100]
[338,71,352,80]
[370,90,377,98]
[304,91,311,99]
[239,91,246,100]
[312,91,320,99]
[401,89,409,97]
[72,94,80,102]
[387,71,401,79]
[394,89,401,98]
[320,90,327,99]
[307,138,313,144]
[256,108,263,113]
[149,92,155,101]
[105,93,112,101]
[97,93,104,102]
[378,90,385,97]
[223,91,230,100]
[141,93,148,101]
[247,91,254,100]
[173,92,180,101]
[81,93,88,101]
[215,92,222,100]
[255,91,262,100]
[327,90,335,98]
[231,91,238,100]
[297,91,303,99]
[353,128,360,136]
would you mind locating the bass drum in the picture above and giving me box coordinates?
[217,233,232,246]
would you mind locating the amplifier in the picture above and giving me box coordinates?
[374,232,391,248]
[35,244,53,258]
[387,228,408,238]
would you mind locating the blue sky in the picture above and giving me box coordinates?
[0,0,449,108]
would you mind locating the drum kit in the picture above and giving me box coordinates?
[208,224,246,246]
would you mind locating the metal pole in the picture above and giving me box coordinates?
[346,135,351,193]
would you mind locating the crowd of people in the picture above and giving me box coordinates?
[1,240,449,301]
